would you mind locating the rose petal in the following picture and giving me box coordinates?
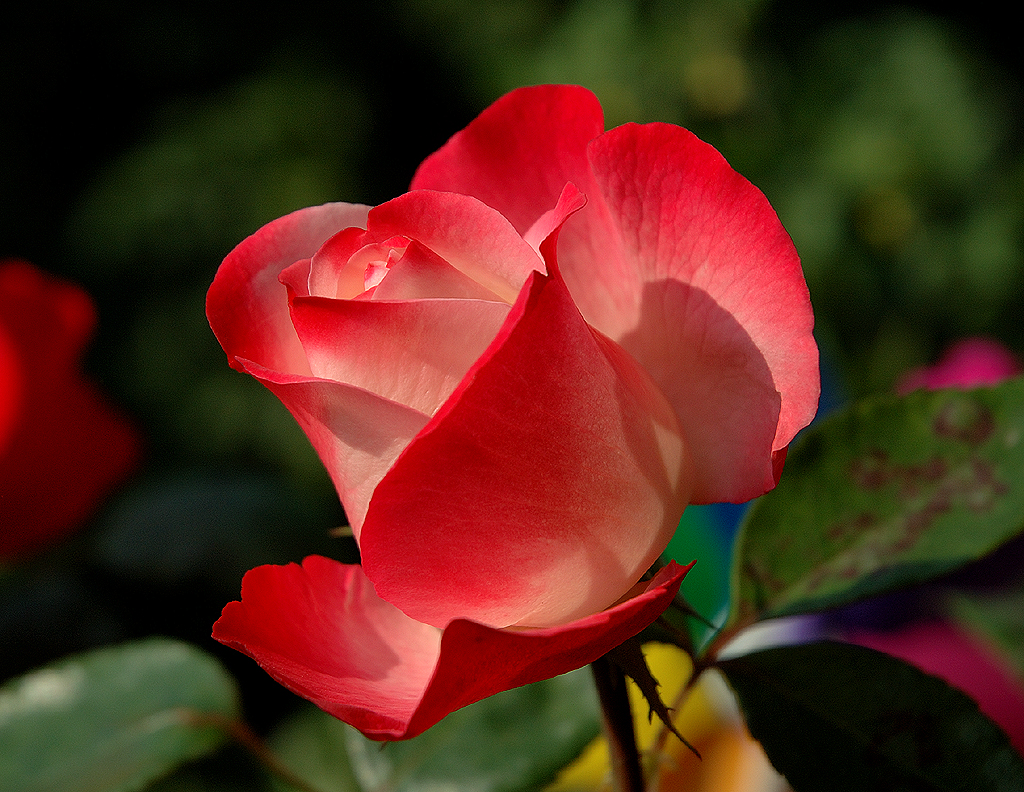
[360,262,692,629]
[306,226,385,299]
[411,85,604,236]
[230,358,429,535]
[207,202,371,377]
[370,240,505,302]
[213,556,690,740]
[580,123,817,502]
[368,191,546,303]
[213,556,440,737]
[523,182,589,254]
[287,291,510,417]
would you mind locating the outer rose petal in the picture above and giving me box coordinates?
[411,85,603,236]
[581,123,817,502]
[0,261,139,559]
[213,556,691,741]
[207,202,371,377]
[361,262,692,629]
[412,85,819,503]
[226,361,429,535]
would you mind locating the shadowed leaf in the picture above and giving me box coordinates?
[719,641,1024,792]
[269,668,600,792]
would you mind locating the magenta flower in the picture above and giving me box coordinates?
[898,337,1021,393]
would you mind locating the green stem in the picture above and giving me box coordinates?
[181,709,331,792]
[591,655,644,792]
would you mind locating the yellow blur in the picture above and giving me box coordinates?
[546,643,788,792]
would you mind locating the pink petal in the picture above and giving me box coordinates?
[279,257,314,298]
[287,291,510,417]
[307,228,411,300]
[213,556,690,741]
[360,263,692,629]
[368,191,546,303]
[576,122,817,502]
[207,203,370,377]
[213,556,440,737]
[231,358,429,535]
[370,240,505,302]
[522,182,589,253]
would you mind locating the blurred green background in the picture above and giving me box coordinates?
[2,0,1021,783]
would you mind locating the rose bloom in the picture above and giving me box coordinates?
[207,85,819,740]
[0,260,139,560]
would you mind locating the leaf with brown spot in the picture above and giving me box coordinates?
[728,378,1024,629]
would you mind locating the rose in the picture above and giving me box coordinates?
[207,84,819,740]
[0,260,139,560]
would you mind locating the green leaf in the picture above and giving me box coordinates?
[266,709,365,792]
[730,379,1024,626]
[0,638,240,792]
[719,640,1024,792]
[269,668,601,792]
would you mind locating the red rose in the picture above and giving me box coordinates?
[0,260,139,560]
[207,85,818,739]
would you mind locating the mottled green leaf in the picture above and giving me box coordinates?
[719,641,1024,792]
[269,668,600,792]
[730,379,1024,627]
[0,639,240,792]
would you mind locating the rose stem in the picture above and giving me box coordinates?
[590,654,645,792]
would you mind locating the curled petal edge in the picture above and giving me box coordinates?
[213,556,690,740]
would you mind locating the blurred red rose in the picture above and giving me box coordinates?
[0,260,140,560]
